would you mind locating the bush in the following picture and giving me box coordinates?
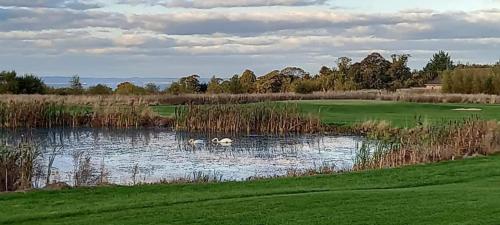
[293,80,317,94]
[442,68,500,94]
[115,82,146,95]
[87,84,113,95]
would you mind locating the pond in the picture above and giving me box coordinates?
[1,128,364,185]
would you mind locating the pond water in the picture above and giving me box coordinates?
[1,128,364,185]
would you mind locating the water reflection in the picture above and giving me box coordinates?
[0,128,363,185]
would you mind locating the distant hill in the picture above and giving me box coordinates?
[41,76,210,89]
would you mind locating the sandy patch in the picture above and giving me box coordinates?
[452,108,483,111]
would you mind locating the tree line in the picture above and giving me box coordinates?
[0,73,163,95]
[166,51,454,94]
[3,51,495,95]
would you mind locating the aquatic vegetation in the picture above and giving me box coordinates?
[157,171,224,184]
[354,118,500,170]
[0,138,41,192]
[71,151,109,187]
[0,97,161,128]
[174,103,323,134]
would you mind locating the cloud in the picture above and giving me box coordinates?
[0,0,101,10]
[0,8,128,31]
[163,0,328,8]
[0,4,499,76]
[118,0,328,8]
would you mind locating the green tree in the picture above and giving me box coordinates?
[293,79,317,94]
[0,71,18,94]
[222,75,243,94]
[166,82,182,95]
[239,69,257,93]
[255,70,283,93]
[423,51,455,81]
[352,53,392,89]
[69,75,84,95]
[87,84,113,95]
[144,83,160,94]
[281,67,306,91]
[115,82,145,95]
[16,74,47,94]
[206,76,224,94]
[387,54,412,90]
[166,75,202,94]
[333,58,352,91]
[317,66,335,91]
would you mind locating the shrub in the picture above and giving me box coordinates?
[293,80,317,94]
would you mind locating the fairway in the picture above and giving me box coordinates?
[2,155,500,225]
[153,100,500,127]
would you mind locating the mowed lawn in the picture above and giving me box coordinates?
[153,100,500,127]
[2,155,500,225]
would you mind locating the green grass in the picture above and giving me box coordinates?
[2,155,500,224]
[153,100,500,127]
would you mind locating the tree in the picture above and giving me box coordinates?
[115,82,145,95]
[206,76,224,94]
[69,75,84,95]
[331,57,355,90]
[337,57,352,75]
[0,71,18,94]
[423,51,455,80]
[279,67,304,92]
[87,84,113,95]
[293,79,317,94]
[255,70,284,93]
[387,54,412,90]
[166,75,202,94]
[280,67,309,78]
[166,82,182,95]
[16,74,47,94]
[144,83,160,94]
[355,53,392,89]
[317,66,334,91]
[239,69,256,93]
[222,75,243,94]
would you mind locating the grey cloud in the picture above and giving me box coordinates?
[1,6,500,76]
[0,0,101,10]
[129,10,500,41]
[0,8,128,31]
[118,0,328,8]
[164,0,328,8]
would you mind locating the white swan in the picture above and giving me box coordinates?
[188,139,204,145]
[211,138,233,144]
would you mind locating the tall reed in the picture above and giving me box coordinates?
[5,91,500,106]
[354,118,500,170]
[0,138,40,192]
[175,103,322,134]
[0,99,161,128]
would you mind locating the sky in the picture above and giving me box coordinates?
[0,0,499,78]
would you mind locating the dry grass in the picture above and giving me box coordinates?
[354,118,500,170]
[4,91,500,106]
[174,103,322,134]
[0,138,40,192]
[0,97,161,128]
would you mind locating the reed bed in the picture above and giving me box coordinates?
[0,99,161,128]
[5,91,500,106]
[175,103,322,134]
[354,118,500,170]
[0,139,40,192]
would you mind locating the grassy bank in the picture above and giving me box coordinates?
[154,100,500,127]
[1,155,500,225]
